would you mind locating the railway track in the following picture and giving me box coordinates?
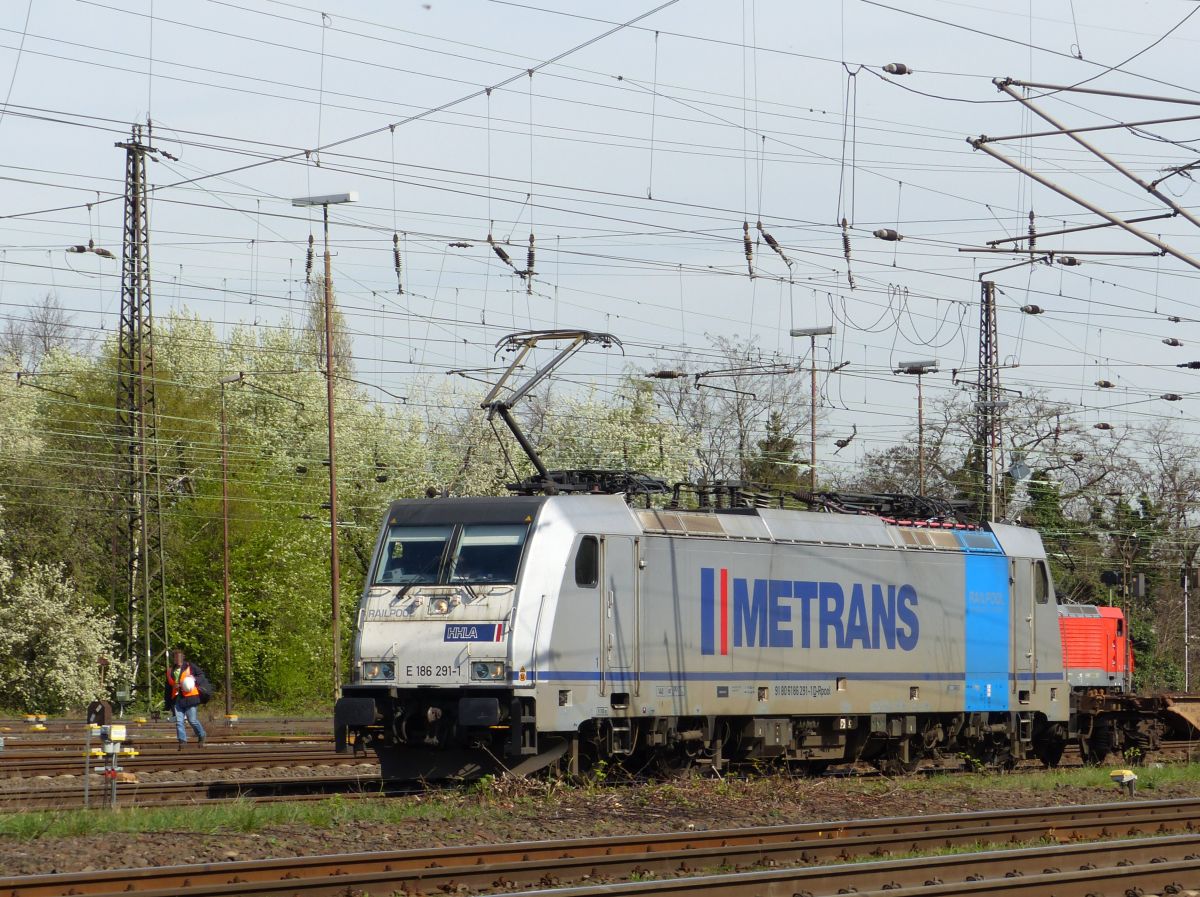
[0,717,330,739]
[3,797,1200,896]
[0,772,401,810]
[3,738,1196,778]
[0,746,371,778]
[0,734,330,751]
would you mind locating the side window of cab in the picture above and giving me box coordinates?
[575,536,599,588]
[1034,560,1051,604]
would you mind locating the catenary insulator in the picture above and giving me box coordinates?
[1021,304,1044,315]
[646,370,686,379]
[1176,361,1200,369]
[304,234,314,285]
[1163,337,1183,347]
[1057,256,1081,266]
[525,233,535,294]
[873,228,903,242]
[1093,422,1113,430]
[488,233,514,268]
[841,218,856,290]
[1162,393,1183,401]
[1095,379,1115,388]
[883,63,912,75]
[757,221,792,267]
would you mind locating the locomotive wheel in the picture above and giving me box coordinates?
[1080,721,1114,766]
[1033,739,1066,769]
[964,737,1014,771]
[653,748,696,779]
[873,738,921,776]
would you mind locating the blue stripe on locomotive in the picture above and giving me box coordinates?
[963,552,1011,711]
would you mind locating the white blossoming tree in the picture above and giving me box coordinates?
[0,557,126,713]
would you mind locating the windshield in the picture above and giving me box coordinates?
[448,524,528,584]
[373,523,529,585]
[374,525,453,584]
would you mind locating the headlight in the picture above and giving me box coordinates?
[470,661,507,681]
[361,661,395,681]
[429,597,451,615]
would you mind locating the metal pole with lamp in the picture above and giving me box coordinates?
[789,325,834,492]
[894,360,939,496]
[290,191,357,701]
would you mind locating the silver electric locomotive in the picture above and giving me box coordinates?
[335,492,1096,778]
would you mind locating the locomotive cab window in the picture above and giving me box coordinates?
[374,525,453,584]
[575,536,599,588]
[448,524,528,584]
[1034,561,1051,605]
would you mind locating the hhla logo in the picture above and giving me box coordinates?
[699,567,919,655]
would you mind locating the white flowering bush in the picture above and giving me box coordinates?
[0,558,126,713]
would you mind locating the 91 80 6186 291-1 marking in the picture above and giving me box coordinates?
[406,665,458,678]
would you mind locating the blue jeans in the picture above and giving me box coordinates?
[174,704,206,743]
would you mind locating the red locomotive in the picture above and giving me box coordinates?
[1058,604,1132,692]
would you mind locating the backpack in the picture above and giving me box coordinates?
[195,668,214,705]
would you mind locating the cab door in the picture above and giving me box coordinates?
[1010,558,1036,694]
[601,535,640,691]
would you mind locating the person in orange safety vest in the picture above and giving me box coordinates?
[165,648,207,748]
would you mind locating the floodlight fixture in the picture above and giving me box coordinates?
[895,359,939,376]
[789,325,835,338]
[291,192,359,207]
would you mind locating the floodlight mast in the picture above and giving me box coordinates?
[790,325,835,491]
[894,360,939,497]
[482,329,622,492]
[289,189,357,703]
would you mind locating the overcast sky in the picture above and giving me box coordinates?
[1,0,1199,479]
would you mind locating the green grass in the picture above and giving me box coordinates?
[4,763,1200,842]
[0,794,475,840]
[893,763,1200,794]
